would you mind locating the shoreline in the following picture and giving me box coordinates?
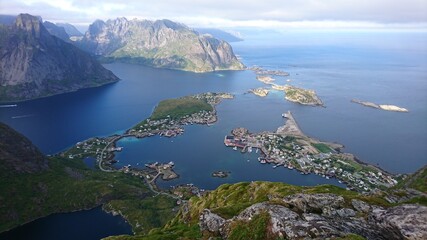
[62,92,234,192]
[224,111,399,192]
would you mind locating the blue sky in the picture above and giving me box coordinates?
[1,0,426,30]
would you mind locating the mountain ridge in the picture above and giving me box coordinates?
[78,17,245,72]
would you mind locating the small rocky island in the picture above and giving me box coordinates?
[212,171,230,178]
[351,99,409,112]
[249,88,270,97]
[284,85,323,106]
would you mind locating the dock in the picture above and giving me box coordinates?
[276,111,304,136]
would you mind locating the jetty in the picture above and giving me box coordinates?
[276,111,304,136]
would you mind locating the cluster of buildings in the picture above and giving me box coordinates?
[224,129,398,192]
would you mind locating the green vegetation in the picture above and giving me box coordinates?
[104,195,177,235]
[312,143,332,153]
[399,166,427,193]
[0,156,176,234]
[151,97,213,120]
[228,211,272,240]
[284,85,323,106]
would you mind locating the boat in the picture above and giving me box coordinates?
[273,165,277,169]
[233,146,237,151]
[260,159,266,164]
[248,146,253,153]
[255,148,259,153]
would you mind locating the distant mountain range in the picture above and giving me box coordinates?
[56,22,83,37]
[0,14,244,101]
[195,28,243,42]
[77,18,244,72]
[0,14,118,102]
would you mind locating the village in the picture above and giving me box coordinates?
[224,111,398,192]
[61,92,234,192]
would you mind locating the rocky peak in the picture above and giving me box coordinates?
[0,13,119,101]
[14,13,45,38]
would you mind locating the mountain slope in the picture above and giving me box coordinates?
[78,18,244,72]
[0,123,176,235]
[0,122,48,174]
[195,28,243,42]
[43,21,70,42]
[0,13,119,102]
[56,22,83,37]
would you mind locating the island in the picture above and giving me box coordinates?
[212,171,230,178]
[250,66,290,76]
[224,111,398,192]
[2,104,426,240]
[249,88,270,97]
[282,85,323,106]
[351,99,409,112]
[255,75,275,84]
[62,92,234,190]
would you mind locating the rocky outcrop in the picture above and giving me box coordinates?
[199,193,427,239]
[77,18,244,72]
[0,122,48,174]
[370,204,427,239]
[0,13,119,102]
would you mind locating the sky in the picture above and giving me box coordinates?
[1,0,426,31]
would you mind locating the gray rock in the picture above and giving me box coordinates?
[282,193,345,213]
[336,208,356,218]
[199,209,225,234]
[352,199,371,213]
[369,204,427,240]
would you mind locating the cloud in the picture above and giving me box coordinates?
[1,0,426,29]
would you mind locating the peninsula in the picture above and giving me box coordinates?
[351,99,409,112]
[62,92,234,189]
[224,111,398,192]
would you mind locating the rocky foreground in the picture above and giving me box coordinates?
[200,193,427,239]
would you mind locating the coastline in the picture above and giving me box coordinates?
[224,111,399,192]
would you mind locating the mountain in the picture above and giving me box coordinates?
[195,28,243,42]
[43,21,70,42]
[0,122,48,174]
[78,18,245,72]
[56,22,83,37]
[0,13,119,102]
[0,15,16,25]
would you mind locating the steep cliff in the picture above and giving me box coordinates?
[0,14,119,102]
[78,18,244,72]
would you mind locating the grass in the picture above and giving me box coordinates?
[150,97,213,120]
[312,143,332,153]
[228,211,272,240]
[103,195,177,235]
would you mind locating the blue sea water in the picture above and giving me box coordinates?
[1,30,426,239]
